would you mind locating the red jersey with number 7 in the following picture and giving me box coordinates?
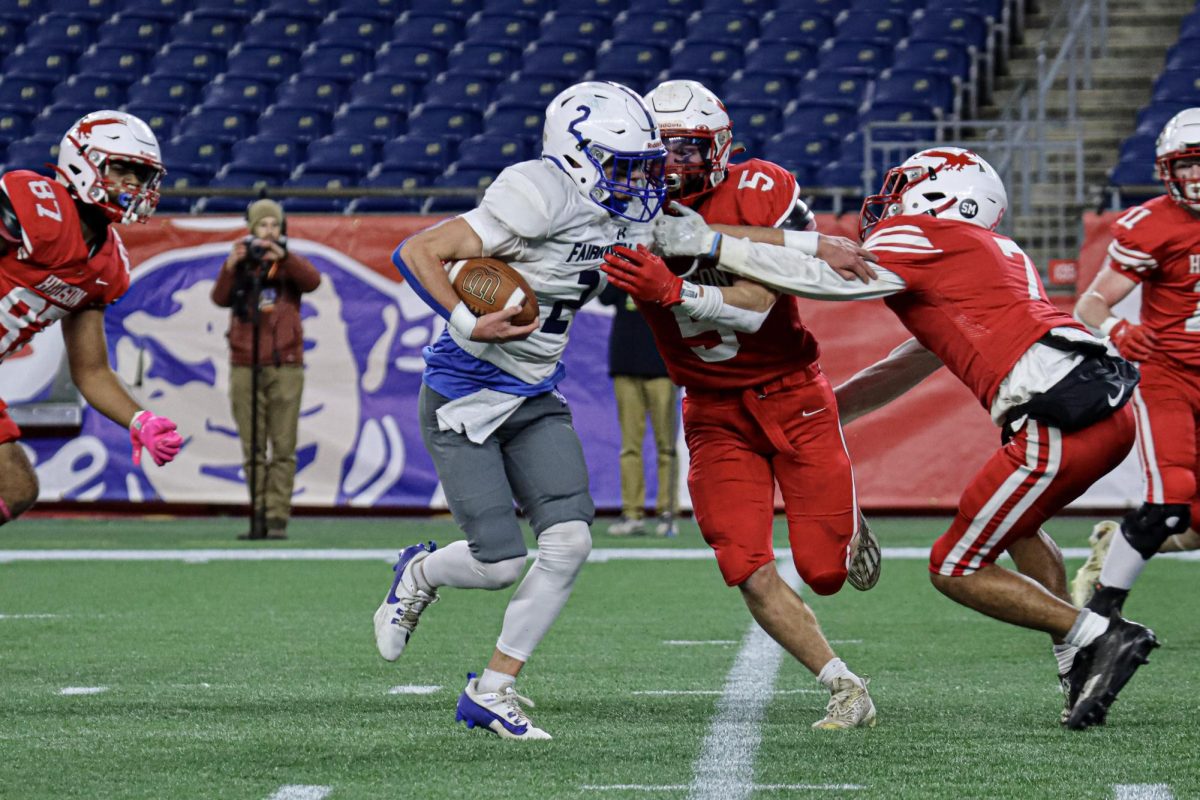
[636,158,820,390]
[864,215,1086,409]
[1105,194,1200,369]
[0,170,131,363]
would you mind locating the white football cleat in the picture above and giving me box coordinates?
[1071,520,1118,607]
[608,515,645,537]
[374,541,438,661]
[847,513,881,591]
[455,673,552,740]
[812,677,878,730]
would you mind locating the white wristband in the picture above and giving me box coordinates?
[678,281,722,319]
[782,229,820,256]
[449,302,478,339]
[1098,316,1122,337]
[129,409,148,430]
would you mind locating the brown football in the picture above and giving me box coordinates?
[447,257,539,326]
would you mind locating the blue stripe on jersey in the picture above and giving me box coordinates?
[392,240,452,319]
[423,330,565,400]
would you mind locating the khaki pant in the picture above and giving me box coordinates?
[613,375,678,519]
[230,364,303,527]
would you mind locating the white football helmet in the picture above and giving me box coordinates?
[542,81,667,222]
[645,79,734,202]
[1155,107,1200,211]
[860,146,1007,238]
[54,110,164,224]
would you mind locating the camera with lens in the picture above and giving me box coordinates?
[230,235,287,321]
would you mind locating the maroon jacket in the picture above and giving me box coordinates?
[211,250,321,367]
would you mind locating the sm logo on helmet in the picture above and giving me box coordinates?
[462,267,501,304]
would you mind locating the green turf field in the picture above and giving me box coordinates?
[0,515,1195,799]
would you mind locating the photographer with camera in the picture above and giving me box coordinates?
[211,199,320,540]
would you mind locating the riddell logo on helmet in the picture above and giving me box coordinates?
[924,150,978,170]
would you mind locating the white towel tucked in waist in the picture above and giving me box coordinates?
[435,389,526,444]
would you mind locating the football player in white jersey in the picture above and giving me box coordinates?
[378,81,667,740]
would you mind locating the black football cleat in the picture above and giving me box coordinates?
[1065,616,1159,731]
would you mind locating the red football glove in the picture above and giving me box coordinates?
[130,410,184,467]
[601,244,684,307]
[1109,319,1156,362]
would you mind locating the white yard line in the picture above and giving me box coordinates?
[0,614,59,619]
[583,786,863,793]
[265,787,332,800]
[1115,785,1174,800]
[663,640,737,646]
[387,685,441,695]
[59,687,107,695]
[634,689,821,696]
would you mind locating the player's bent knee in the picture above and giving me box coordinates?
[1122,502,1190,559]
[0,447,39,523]
[461,509,526,563]
[535,521,591,577]
[475,555,527,589]
[803,568,847,596]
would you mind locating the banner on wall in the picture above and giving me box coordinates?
[18,213,1143,512]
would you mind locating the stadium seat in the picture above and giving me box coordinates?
[850,0,924,12]
[96,14,166,53]
[1110,156,1157,187]
[299,46,374,84]
[407,105,483,142]
[493,74,567,106]
[446,43,523,81]
[756,9,834,47]
[121,106,179,140]
[262,0,327,23]
[540,12,612,42]
[315,15,388,51]
[909,10,989,52]
[3,135,61,175]
[763,132,841,174]
[728,133,762,164]
[191,0,259,23]
[200,168,278,213]
[891,40,972,81]
[798,70,872,111]
[33,104,94,138]
[860,102,936,142]
[0,110,29,145]
[332,105,406,143]
[522,43,595,81]
[347,74,419,113]
[743,41,818,79]
[381,134,455,174]
[661,0,701,12]
[171,18,242,51]
[274,77,346,114]
[390,13,464,51]
[592,43,670,91]
[76,46,147,85]
[687,11,759,45]
[782,102,859,141]
[819,41,891,75]
[24,15,96,55]
[670,43,744,83]
[162,134,228,177]
[0,78,50,114]
[1164,41,1200,73]
[1116,133,1157,166]
[722,74,795,112]
[484,0,549,16]
[112,0,191,21]
[728,103,782,145]
[463,11,540,48]
[53,76,126,108]
[454,133,530,171]
[1152,69,1200,105]
[611,12,687,49]
[481,103,543,141]
[836,10,909,46]
[3,48,75,86]
[1179,11,1200,42]
[408,0,480,21]
[224,46,299,85]
[151,44,223,83]
[203,77,272,115]
[157,167,204,213]
[335,0,405,21]
[176,109,252,145]
[872,70,956,117]
[0,19,18,54]
[257,107,331,144]
[421,75,495,112]
[229,135,301,179]
[374,44,447,84]
[241,17,312,53]
[1135,103,1190,137]
[424,169,495,213]
[701,0,773,10]
[351,168,429,213]
[557,0,628,13]
[281,171,353,214]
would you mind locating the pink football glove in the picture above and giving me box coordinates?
[601,244,685,307]
[1109,319,1157,362]
[129,410,183,467]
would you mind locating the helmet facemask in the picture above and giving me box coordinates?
[1157,147,1200,212]
[568,137,667,223]
[56,139,164,225]
[662,129,733,202]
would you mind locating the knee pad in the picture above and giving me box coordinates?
[1122,502,1191,559]
[471,555,526,590]
[534,521,592,579]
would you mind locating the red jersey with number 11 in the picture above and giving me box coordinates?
[0,170,131,363]
[637,159,820,390]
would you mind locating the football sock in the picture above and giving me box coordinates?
[816,657,862,690]
[1086,585,1129,617]
[1053,643,1078,675]
[0,497,10,525]
[477,668,515,694]
[419,540,525,591]
[496,521,591,662]
[1065,609,1110,649]
[1097,531,1149,590]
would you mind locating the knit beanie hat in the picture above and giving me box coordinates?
[247,198,284,230]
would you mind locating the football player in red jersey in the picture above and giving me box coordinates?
[1070,108,1200,611]
[0,111,182,525]
[628,145,1158,730]
[605,80,881,730]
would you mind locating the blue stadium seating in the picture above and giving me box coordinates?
[463,12,540,48]
[729,103,782,145]
[151,44,223,83]
[391,13,464,51]
[407,104,483,141]
[592,43,670,91]
[757,9,835,47]
[670,42,744,83]
[299,45,374,83]
[1135,103,1190,137]
[45,0,117,23]
[423,74,496,113]
[200,168,277,213]
[860,101,936,141]
[611,12,687,49]
[157,167,204,212]
[787,0,850,12]
[819,40,892,75]
[909,10,989,52]
[481,103,544,141]
[0,20,19,54]
[4,48,76,86]
[446,43,523,81]
[661,0,701,12]
[3,135,61,175]
[336,0,405,21]
[24,15,96,56]
[352,168,429,213]
[872,70,956,117]
[484,0,549,16]
[332,105,407,143]
[241,17,312,52]
[203,77,272,115]
[424,169,494,213]
[1152,69,1200,105]
[851,0,925,12]
[274,77,346,114]
[190,4,257,25]
[171,18,243,52]
[97,14,167,53]
[541,12,613,42]
[1117,133,1157,165]
[408,0,481,22]
[0,109,29,145]
[493,75,566,106]
[34,104,95,138]
[224,46,299,85]
[113,0,191,22]
[54,76,126,108]
[381,134,455,174]
[782,102,859,142]
[229,135,301,179]
[763,132,842,174]
[454,133,530,171]
[522,43,595,81]
[0,78,50,114]
[722,74,795,112]
[176,109,252,144]
[798,70,872,110]
[282,172,353,213]
[1179,11,1200,42]
[127,76,198,113]
[688,12,759,45]
[347,74,419,112]
[1165,40,1200,71]
[891,40,972,81]
[836,11,910,46]
[1110,156,1156,187]
[743,41,818,79]
[374,44,446,84]
[315,15,389,52]
[701,0,774,10]
[257,107,331,144]
[162,135,228,177]
[558,0,629,13]
[262,0,327,24]
[121,105,179,139]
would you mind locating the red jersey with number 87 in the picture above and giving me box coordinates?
[637,159,820,390]
[0,170,131,363]
[1105,195,1200,369]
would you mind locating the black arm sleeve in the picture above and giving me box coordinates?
[0,188,23,248]
[779,195,816,232]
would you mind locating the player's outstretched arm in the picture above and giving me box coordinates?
[395,218,537,343]
[61,309,183,467]
[833,338,944,426]
[1074,266,1156,361]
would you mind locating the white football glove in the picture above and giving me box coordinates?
[653,201,722,259]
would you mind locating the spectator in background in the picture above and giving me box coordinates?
[599,284,679,537]
[211,199,320,540]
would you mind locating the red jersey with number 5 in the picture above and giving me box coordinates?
[637,159,820,390]
[1105,195,1200,368]
[865,215,1086,409]
[0,170,131,363]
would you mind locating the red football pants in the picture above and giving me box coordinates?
[1130,361,1200,526]
[684,367,857,592]
[930,407,1135,576]
[0,399,19,445]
